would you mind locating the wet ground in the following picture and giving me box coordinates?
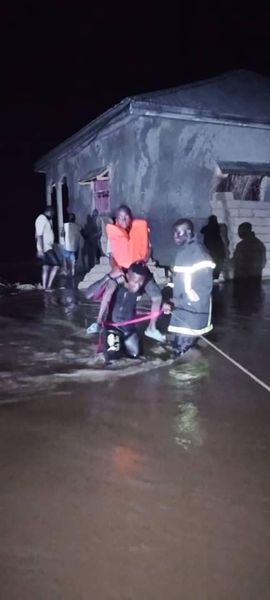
[0,277,270,599]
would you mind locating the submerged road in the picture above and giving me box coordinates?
[0,281,270,599]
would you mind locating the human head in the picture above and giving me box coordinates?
[115,204,133,230]
[238,222,252,240]
[173,218,194,246]
[69,212,76,223]
[208,215,218,226]
[44,205,54,219]
[126,261,148,293]
[92,209,99,219]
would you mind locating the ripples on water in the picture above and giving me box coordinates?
[0,288,177,403]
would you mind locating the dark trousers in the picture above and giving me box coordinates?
[173,334,198,355]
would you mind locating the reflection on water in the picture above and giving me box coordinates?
[1,279,270,406]
[0,289,175,402]
[43,286,78,320]
[112,446,144,477]
[169,356,209,387]
[169,359,209,450]
[174,402,204,450]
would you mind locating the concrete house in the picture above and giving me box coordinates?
[35,70,270,277]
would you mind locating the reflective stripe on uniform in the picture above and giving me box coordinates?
[168,323,213,336]
[173,260,215,300]
[168,297,213,336]
[173,260,215,273]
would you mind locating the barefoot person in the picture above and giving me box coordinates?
[61,212,82,276]
[35,205,61,290]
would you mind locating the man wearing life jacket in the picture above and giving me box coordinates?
[163,218,215,357]
[87,204,165,342]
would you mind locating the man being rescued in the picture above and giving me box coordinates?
[86,204,165,343]
[163,218,215,357]
[102,261,149,361]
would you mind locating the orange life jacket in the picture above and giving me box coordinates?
[106,219,149,269]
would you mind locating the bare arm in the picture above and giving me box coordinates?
[36,235,44,256]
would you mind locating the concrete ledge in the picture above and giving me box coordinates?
[78,261,168,290]
[78,264,111,290]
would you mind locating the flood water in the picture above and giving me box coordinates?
[0,276,270,598]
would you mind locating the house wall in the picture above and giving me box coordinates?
[211,193,270,278]
[42,114,270,269]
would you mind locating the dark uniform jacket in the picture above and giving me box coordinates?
[168,239,214,336]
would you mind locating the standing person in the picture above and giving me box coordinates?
[163,218,215,357]
[35,205,61,290]
[86,204,164,342]
[61,213,82,276]
[201,215,226,281]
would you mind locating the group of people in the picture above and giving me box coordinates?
[35,207,102,290]
[84,205,215,359]
[35,202,266,362]
[35,207,82,289]
[200,215,266,281]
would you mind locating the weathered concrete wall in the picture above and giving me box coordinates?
[43,114,270,267]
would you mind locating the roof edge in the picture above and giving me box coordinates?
[130,100,270,129]
[131,69,269,103]
[35,98,131,171]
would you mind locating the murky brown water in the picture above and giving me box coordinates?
[0,282,270,598]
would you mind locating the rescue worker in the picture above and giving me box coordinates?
[163,218,215,357]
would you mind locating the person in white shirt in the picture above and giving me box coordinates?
[35,206,61,290]
[61,213,82,276]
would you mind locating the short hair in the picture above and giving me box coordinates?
[173,218,194,235]
[69,212,75,222]
[128,261,148,279]
[115,204,133,220]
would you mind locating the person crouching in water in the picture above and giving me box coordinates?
[102,261,149,361]
[163,219,215,357]
[86,204,165,342]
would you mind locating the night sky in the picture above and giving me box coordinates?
[1,3,270,263]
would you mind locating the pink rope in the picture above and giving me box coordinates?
[92,286,107,301]
[104,309,163,328]
[95,309,164,354]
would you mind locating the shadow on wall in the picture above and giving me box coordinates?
[201,215,226,280]
[233,222,266,280]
